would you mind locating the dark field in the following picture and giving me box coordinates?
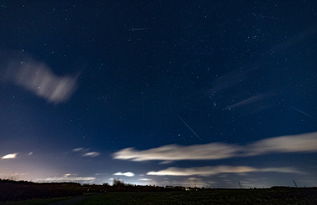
[1,180,317,205]
[2,189,317,205]
[77,189,317,205]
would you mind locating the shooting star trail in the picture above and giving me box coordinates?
[290,106,312,118]
[177,114,202,140]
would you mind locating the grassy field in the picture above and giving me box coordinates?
[77,189,317,205]
[2,189,317,205]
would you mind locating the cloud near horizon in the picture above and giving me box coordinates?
[3,58,77,103]
[37,176,96,182]
[113,132,317,161]
[113,172,135,177]
[147,166,302,176]
[1,153,18,159]
[139,178,152,181]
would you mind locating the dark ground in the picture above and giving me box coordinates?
[76,189,317,205]
[1,180,317,205]
[1,189,317,205]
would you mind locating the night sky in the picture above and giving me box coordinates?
[0,0,317,188]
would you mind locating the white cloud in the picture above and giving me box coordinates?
[113,132,317,161]
[1,153,18,159]
[38,176,95,182]
[72,147,85,152]
[258,167,302,174]
[246,132,317,156]
[82,152,100,157]
[147,166,301,176]
[72,148,100,158]
[113,172,135,177]
[113,143,240,161]
[139,178,152,181]
[64,173,72,177]
[4,58,77,103]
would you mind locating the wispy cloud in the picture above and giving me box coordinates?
[114,143,240,161]
[270,25,317,54]
[147,166,301,176]
[208,69,252,96]
[1,153,18,159]
[72,147,85,152]
[0,172,26,180]
[113,172,135,177]
[113,132,317,161]
[139,178,152,181]
[4,58,77,103]
[38,176,96,182]
[72,148,100,158]
[82,152,100,158]
[289,106,312,118]
[246,132,317,156]
[225,93,274,110]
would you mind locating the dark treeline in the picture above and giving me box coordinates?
[0,179,82,201]
[83,179,198,192]
[1,179,316,202]
[0,179,197,201]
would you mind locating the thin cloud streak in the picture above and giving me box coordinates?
[72,147,85,152]
[208,69,251,96]
[139,178,152,181]
[82,152,100,157]
[290,106,313,118]
[72,148,100,157]
[38,176,96,182]
[225,93,274,110]
[147,166,302,176]
[113,132,317,161]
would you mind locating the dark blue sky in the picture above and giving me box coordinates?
[0,0,317,187]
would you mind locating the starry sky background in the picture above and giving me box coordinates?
[0,0,317,187]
